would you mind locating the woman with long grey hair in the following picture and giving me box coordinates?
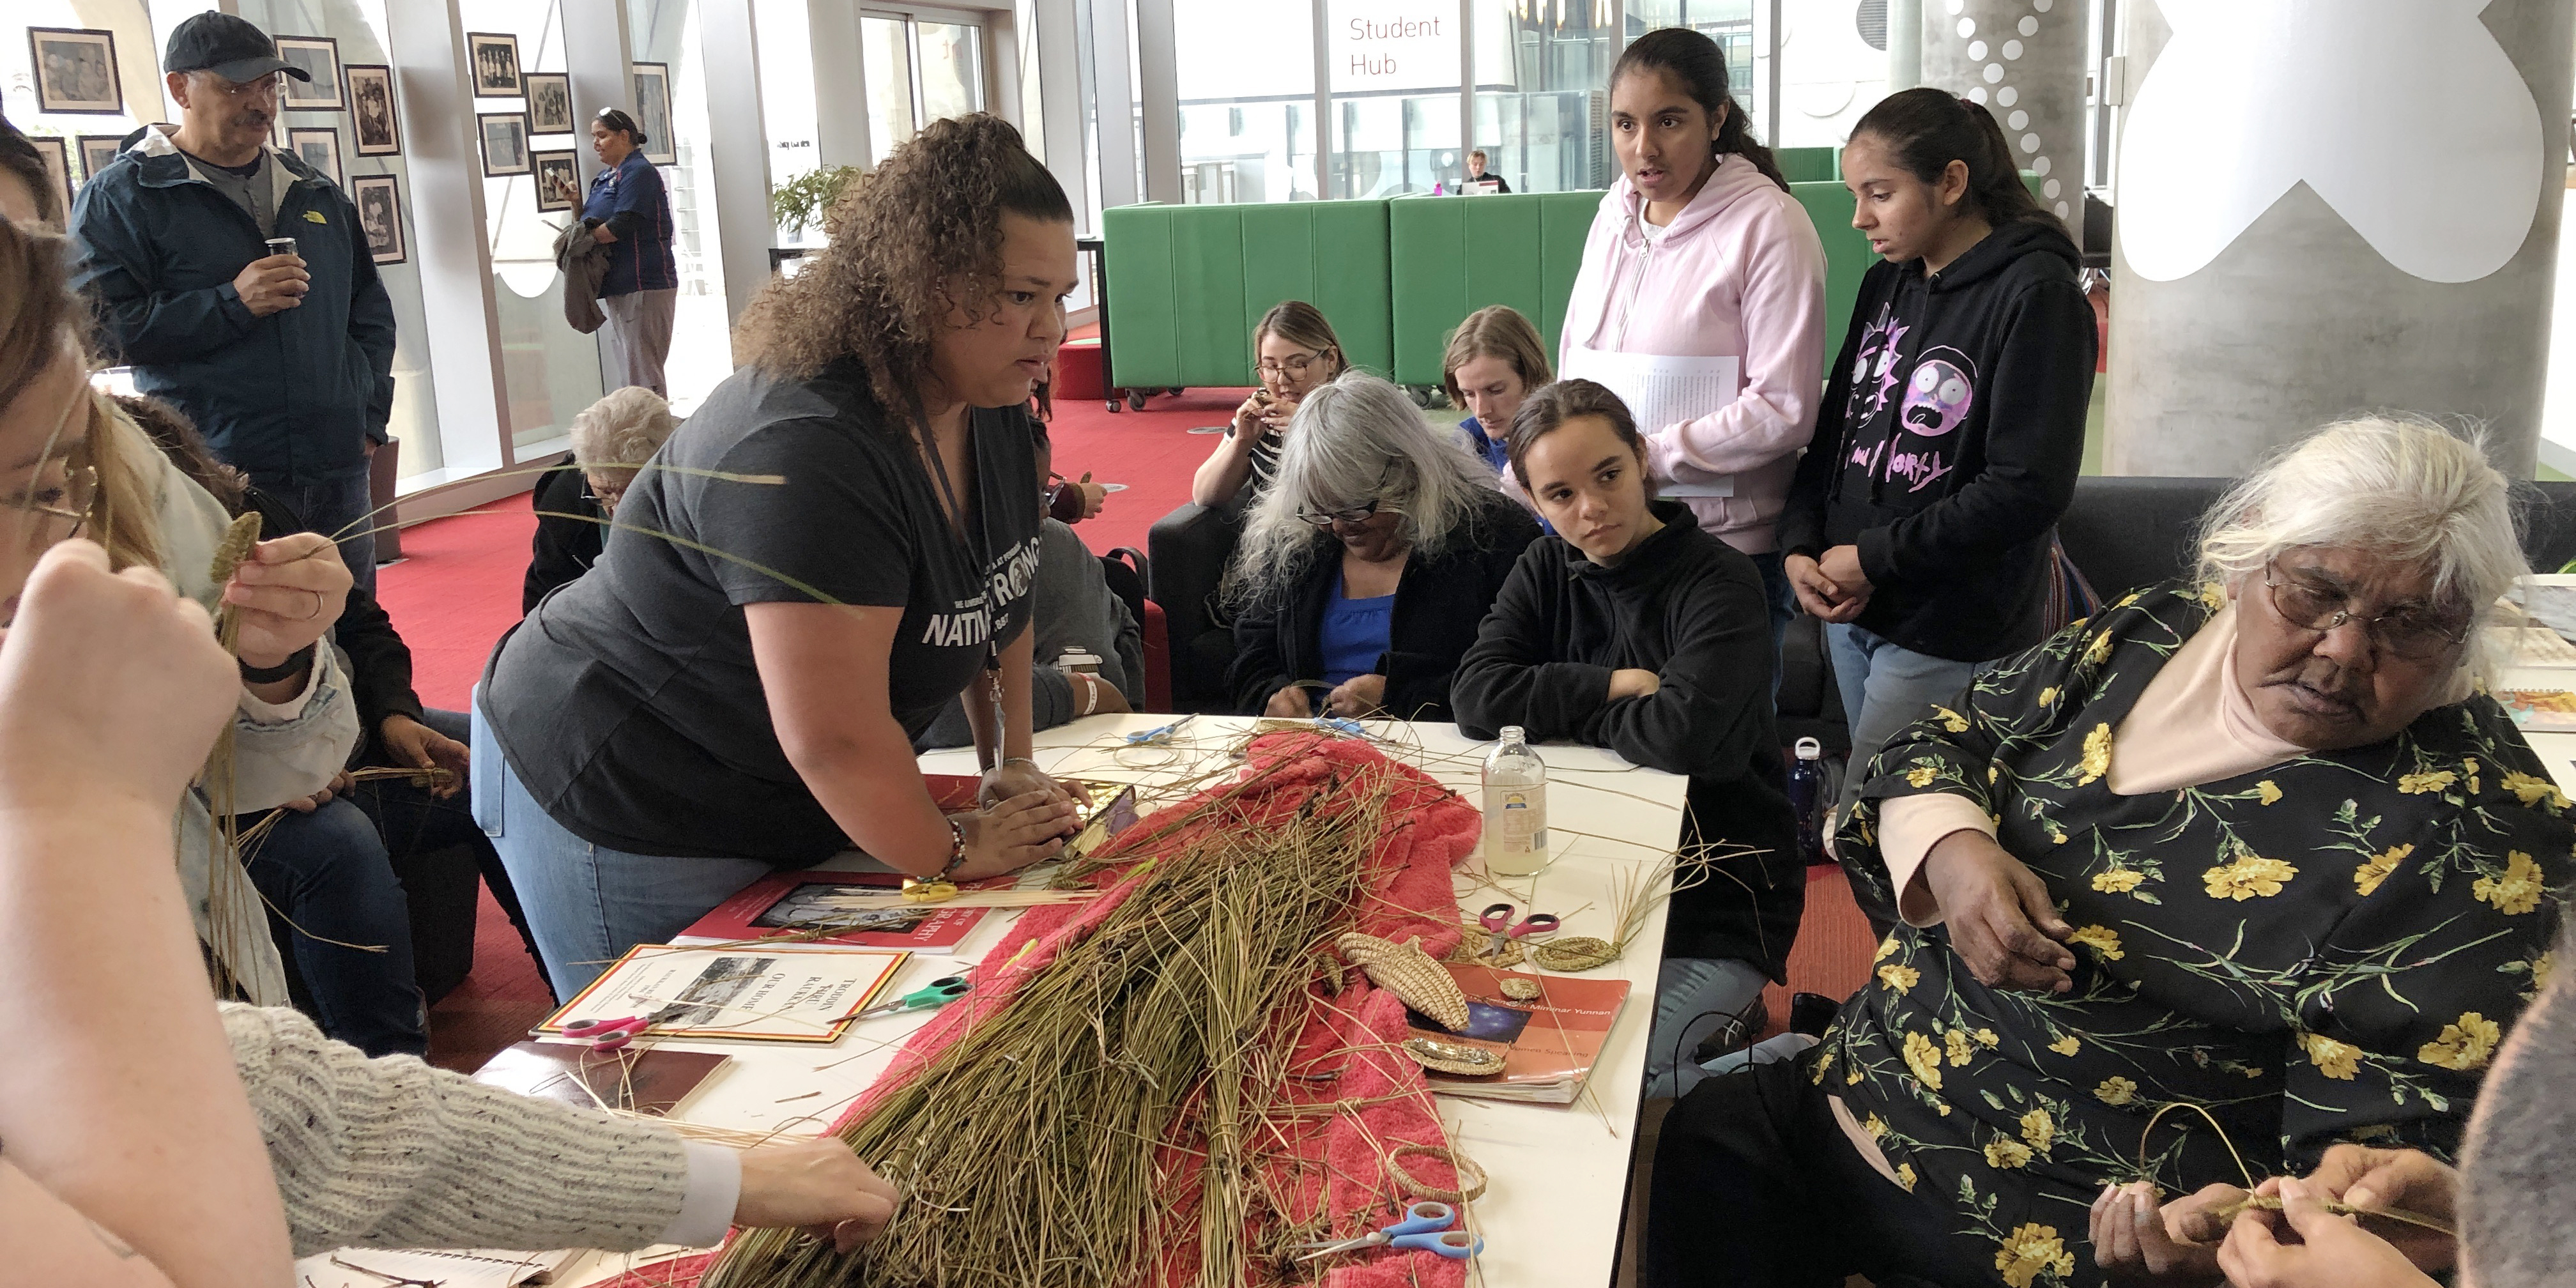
[1227,371,1540,720]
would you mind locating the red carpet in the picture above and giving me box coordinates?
[1045,385,1252,558]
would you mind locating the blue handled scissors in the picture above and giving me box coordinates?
[852,975,972,1020]
[1124,714,1197,745]
[1480,901,1561,957]
[1293,1200,1482,1261]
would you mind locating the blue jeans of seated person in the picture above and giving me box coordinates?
[1749,551,1793,701]
[472,691,771,1000]
[1825,623,1981,933]
[240,795,427,1057]
[261,466,378,597]
[1644,956,1769,1102]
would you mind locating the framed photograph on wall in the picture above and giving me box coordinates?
[28,137,72,213]
[630,62,675,165]
[76,135,125,185]
[274,36,343,110]
[467,32,523,96]
[351,175,406,265]
[478,112,531,176]
[345,65,401,156]
[27,27,123,115]
[524,72,574,135]
[286,127,344,187]
[532,149,580,212]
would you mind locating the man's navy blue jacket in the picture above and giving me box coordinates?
[71,130,395,486]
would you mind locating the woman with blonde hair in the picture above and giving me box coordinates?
[482,114,1089,998]
[0,215,359,1013]
[1228,371,1538,719]
[1441,304,1552,475]
[1192,299,1347,507]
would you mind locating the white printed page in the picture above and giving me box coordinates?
[1556,348,1740,498]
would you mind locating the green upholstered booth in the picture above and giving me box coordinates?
[1774,146,1841,184]
[1097,200,1393,390]
[1787,181,1875,353]
[1385,190,1603,387]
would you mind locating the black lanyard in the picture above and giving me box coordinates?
[916,413,1008,769]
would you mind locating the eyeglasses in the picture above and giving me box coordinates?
[213,73,282,101]
[2262,560,2471,662]
[1258,350,1330,378]
[0,385,96,553]
[1296,498,1387,528]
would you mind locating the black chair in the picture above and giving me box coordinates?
[1146,499,1248,712]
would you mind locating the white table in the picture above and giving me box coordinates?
[2499,574,2576,789]
[542,713,1690,1288]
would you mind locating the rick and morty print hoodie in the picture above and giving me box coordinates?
[1777,217,2097,663]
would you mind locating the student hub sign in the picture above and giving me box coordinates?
[1331,1,1460,91]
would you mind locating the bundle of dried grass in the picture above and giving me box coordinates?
[703,749,1416,1288]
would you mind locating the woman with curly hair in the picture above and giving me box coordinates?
[479,114,1089,997]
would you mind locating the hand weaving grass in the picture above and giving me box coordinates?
[702,740,1462,1288]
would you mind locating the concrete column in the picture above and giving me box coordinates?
[2104,0,2571,480]
[1918,0,2087,232]
[1886,0,1922,92]
[698,0,776,326]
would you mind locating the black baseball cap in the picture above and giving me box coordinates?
[163,13,311,84]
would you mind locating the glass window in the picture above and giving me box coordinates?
[1474,0,1615,192]
[753,0,822,248]
[862,15,917,165]
[629,0,734,413]
[916,21,981,123]
[1172,0,1315,203]
[1326,0,1460,198]
[454,0,601,450]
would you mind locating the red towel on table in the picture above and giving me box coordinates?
[605,732,1483,1288]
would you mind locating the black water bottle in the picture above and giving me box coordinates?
[1786,737,1826,865]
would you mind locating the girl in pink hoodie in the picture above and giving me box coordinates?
[1560,27,1827,673]
[1552,26,1827,1103]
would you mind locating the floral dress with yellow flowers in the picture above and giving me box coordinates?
[1819,583,2571,1288]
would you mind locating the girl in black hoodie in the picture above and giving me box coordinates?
[1777,89,2097,926]
[1454,379,1802,1100]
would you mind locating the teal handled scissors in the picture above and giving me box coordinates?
[1293,1200,1482,1261]
[1124,714,1197,745]
[852,975,972,1020]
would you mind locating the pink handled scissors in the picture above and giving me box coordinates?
[1479,902,1560,957]
[559,1015,650,1052]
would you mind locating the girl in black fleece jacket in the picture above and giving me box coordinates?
[1777,89,2097,910]
[1454,379,1802,1100]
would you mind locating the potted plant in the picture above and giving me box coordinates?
[770,164,864,239]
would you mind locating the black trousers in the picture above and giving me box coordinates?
[1648,1050,2001,1288]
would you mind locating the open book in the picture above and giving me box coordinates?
[1404,963,1632,1105]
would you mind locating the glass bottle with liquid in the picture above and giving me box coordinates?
[1482,727,1549,876]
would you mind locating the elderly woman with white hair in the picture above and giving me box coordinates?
[1227,371,1540,721]
[1650,417,2576,1288]
[524,385,681,611]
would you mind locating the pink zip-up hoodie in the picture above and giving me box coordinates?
[1559,153,1828,555]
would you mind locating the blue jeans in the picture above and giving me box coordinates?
[471,693,772,999]
[240,796,427,1057]
[1748,551,1793,701]
[261,467,378,597]
[1825,624,1981,813]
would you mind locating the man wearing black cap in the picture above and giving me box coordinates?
[71,12,396,597]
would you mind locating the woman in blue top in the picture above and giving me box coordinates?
[583,107,679,396]
[1227,372,1539,721]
